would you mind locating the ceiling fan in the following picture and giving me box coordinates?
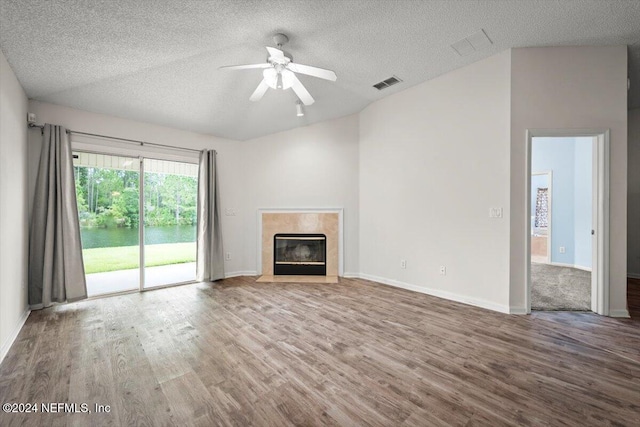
[219,33,337,106]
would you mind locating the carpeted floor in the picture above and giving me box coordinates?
[531,263,591,311]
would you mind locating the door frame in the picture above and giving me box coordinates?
[525,129,610,315]
[531,170,552,264]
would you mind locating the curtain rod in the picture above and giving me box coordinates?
[28,123,211,154]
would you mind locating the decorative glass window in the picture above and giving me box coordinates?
[535,188,549,228]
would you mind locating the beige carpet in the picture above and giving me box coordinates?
[531,263,591,311]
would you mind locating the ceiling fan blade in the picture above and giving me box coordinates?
[219,63,271,71]
[249,79,270,102]
[266,46,285,61]
[290,74,315,105]
[288,63,337,81]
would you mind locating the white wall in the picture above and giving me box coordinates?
[240,114,360,275]
[510,46,628,315]
[0,50,29,361]
[359,51,512,312]
[629,108,640,278]
[27,101,248,276]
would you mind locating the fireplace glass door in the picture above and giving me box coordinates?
[274,234,326,275]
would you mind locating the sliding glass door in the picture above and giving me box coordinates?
[74,152,198,296]
[142,158,198,288]
[74,152,140,297]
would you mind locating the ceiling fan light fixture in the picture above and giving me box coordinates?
[263,68,277,89]
[296,101,304,117]
[281,69,295,89]
[221,33,337,105]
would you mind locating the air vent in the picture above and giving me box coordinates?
[373,76,402,90]
[451,29,492,57]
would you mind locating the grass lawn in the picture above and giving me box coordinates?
[83,242,196,274]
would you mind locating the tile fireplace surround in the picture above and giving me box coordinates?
[258,209,343,277]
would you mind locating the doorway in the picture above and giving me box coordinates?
[73,152,198,297]
[526,130,609,315]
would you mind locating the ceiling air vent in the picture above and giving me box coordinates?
[451,29,493,57]
[373,76,402,90]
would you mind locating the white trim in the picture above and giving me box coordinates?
[343,272,361,278]
[549,262,592,272]
[224,271,258,278]
[509,307,528,315]
[609,309,630,318]
[0,309,30,364]
[591,137,599,312]
[256,208,344,276]
[598,131,610,316]
[627,272,640,280]
[526,129,610,316]
[139,157,145,292]
[357,273,511,314]
[525,133,532,314]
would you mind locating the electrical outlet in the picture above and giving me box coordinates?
[489,207,503,218]
[400,260,407,269]
[225,252,231,261]
[439,265,446,275]
[559,246,566,254]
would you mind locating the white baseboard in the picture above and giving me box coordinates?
[550,262,592,272]
[0,309,30,365]
[343,272,361,278]
[627,272,640,280]
[224,271,257,278]
[609,309,630,318]
[509,307,528,315]
[354,273,511,314]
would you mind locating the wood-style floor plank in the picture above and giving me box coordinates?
[1,276,639,426]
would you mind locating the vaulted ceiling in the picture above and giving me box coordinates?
[1,1,639,140]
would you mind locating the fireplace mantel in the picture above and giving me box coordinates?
[257,208,344,277]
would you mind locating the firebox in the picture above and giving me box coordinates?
[273,234,326,275]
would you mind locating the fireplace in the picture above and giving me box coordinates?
[273,234,326,275]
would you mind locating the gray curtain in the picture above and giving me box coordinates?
[29,124,87,308]
[196,149,224,281]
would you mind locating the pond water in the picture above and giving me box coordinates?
[80,225,196,249]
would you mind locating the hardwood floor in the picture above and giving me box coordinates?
[1,277,639,426]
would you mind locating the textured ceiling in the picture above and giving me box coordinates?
[1,0,639,141]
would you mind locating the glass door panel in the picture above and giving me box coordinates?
[74,152,140,296]
[143,158,198,288]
